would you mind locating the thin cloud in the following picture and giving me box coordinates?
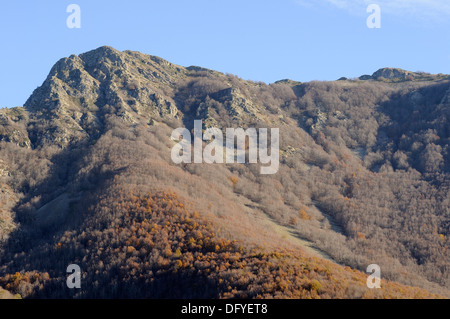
[295,0,450,20]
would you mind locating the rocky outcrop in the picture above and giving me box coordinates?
[23,46,185,148]
[358,75,372,80]
[0,108,31,148]
[371,68,415,81]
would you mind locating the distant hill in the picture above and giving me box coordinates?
[355,67,450,82]
[0,46,449,298]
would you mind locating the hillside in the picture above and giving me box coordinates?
[0,46,449,298]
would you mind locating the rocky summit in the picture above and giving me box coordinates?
[0,46,449,299]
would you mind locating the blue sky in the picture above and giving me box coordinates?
[1,0,450,108]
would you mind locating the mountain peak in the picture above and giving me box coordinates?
[79,45,124,68]
[353,68,450,82]
[23,46,185,147]
[371,67,414,80]
[355,68,414,81]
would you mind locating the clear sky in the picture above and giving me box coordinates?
[1,0,450,108]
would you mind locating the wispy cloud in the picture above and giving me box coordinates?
[296,0,450,20]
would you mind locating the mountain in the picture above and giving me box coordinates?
[0,46,449,298]
[357,67,449,82]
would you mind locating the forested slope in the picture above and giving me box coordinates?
[0,46,448,298]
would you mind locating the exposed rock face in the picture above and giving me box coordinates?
[371,68,415,80]
[23,46,185,148]
[347,68,450,83]
[210,87,263,120]
[358,75,372,80]
[0,108,31,148]
[16,47,449,149]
